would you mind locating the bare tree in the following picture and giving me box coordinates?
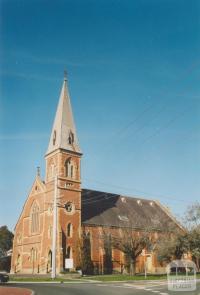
[112,228,151,275]
[184,202,200,229]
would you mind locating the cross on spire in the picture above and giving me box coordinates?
[64,70,67,81]
[37,166,40,177]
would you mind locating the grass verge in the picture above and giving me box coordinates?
[10,277,78,282]
[83,273,200,282]
[82,274,167,281]
[9,273,200,282]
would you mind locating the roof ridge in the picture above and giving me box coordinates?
[82,188,154,202]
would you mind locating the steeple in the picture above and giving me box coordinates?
[46,75,81,156]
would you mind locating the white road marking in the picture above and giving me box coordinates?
[113,286,133,288]
[97,284,134,289]
[123,284,143,289]
[96,282,171,295]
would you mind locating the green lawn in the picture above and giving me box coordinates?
[83,273,200,282]
[9,273,200,282]
[9,276,78,282]
[83,274,167,281]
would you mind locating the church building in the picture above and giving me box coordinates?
[11,76,182,275]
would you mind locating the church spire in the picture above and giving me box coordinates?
[46,74,81,156]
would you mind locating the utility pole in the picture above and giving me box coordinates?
[51,174,58,279]
[142,249,147,279]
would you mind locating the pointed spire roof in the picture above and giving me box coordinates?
[46,76,81,156]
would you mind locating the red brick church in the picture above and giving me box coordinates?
[11,76,181,275]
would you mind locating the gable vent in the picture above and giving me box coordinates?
[121,197,126,203]
[118,215,129,222]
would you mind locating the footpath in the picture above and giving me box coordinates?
[0,286,33,295]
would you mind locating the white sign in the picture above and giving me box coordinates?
[65,258,73,269]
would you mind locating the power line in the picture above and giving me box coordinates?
[82,192,118,205]
[81,106,193,206]
[139,107,189,146]
[105,91,195,158]
[104,102,170,156]
[82,177,186,204]
[100,59,200,156]
[113,63,199,142]
[110,100,156,138]
[82,61,200,206]
[121,102,170,140]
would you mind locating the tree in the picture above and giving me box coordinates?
[0,226,14,272]
[112,229,151,275]
[0,226,13,257]
[103,232,112,274]
[76,230,94,275]
[156,202,200,270]
[156,232,188,264]
[184,202,200,270]
[187,229,200,270]
[184,202,200,229]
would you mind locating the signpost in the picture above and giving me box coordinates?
[141,249,150,279]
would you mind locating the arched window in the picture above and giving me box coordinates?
[68,131,74,145]
[65,158,75,179]
[31,202,40,233]
[71,165,74,178]
[53,130,56,145]
[67,223,72,237]
[66,246,71,258]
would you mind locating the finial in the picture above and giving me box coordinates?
[37,166,40,177]
[64,70,67,81]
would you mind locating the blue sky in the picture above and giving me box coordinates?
[0,0,200,231]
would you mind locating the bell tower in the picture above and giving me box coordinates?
[45,74,82,271]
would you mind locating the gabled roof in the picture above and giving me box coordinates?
[14,175,46,231]
[81,189,182,231]
[46,78,81,156]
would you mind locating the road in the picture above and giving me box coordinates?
[2,281,200,295]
